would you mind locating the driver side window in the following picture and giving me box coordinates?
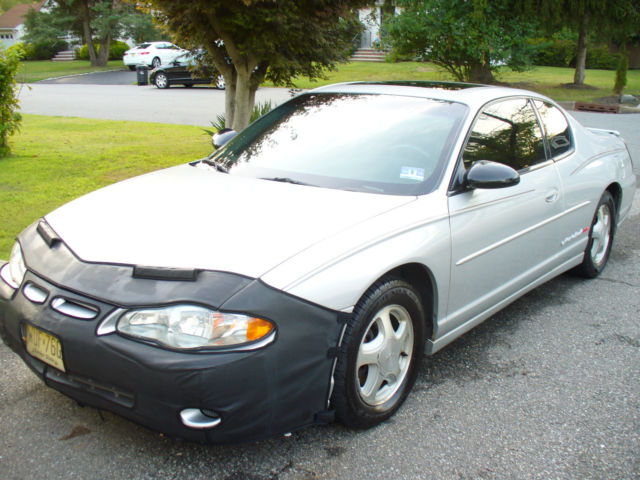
[463,98,546,171]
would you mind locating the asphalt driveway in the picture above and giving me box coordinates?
[38,68,137,85]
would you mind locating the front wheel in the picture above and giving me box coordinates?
[575,191,616,278]
[331,277,426,429]
[154,73,169,89]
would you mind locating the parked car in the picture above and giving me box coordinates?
[123,41,185,70]
[149,52,225,89]
[0,82,635,444]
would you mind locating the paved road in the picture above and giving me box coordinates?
[17,82,296,127]
[2,79,639,480]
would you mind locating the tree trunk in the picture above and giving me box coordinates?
[232,68,257,131]
[468,62,495,84]
[225,77,236,129]
[79,0,98,66]
[573,13,588,85]
[96,33,111,67]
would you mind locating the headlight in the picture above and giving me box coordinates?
[117,305,275,350]
[0,243,27,289]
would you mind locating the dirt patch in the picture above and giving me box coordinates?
[560,82,599,90]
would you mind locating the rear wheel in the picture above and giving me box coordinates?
[331,277,426,428]
[154,73,169,89]
[127,65,136,71]
[575,191,616,278]
[151,57,161,68]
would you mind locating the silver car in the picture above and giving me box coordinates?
[0,82,635,443]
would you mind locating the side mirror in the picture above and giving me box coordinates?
[465,160,520,189]
[212,128,237,150]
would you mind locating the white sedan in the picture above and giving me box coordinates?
[0,82,635,444]
[122,41,185,70]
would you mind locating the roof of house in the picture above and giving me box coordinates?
[0,2,44,29]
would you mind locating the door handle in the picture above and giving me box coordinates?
[545,189,559,203]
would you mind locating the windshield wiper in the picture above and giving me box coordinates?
[261,177,311,186]
[199,158,228,173]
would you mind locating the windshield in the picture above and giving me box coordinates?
[211,93,468,195]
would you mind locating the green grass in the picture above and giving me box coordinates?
[496,66,640,102]
[17,60,126,83]
[0,115,211,259]
[268,62,640,103]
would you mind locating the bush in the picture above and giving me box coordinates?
[532,33,619,70]
[586,45,619,70]
[21,40,68,60]
[109,41,129,60]
[76,41,129,61]
[0,44,24,157]
[614,52,628,95]
[204,101,274,136]
[529,37,575,67]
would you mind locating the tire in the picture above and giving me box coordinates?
[216,77,226,90]
[128,65,136,71]
[151,57,161,68]
[154,73,169,89]
[331,277,426,429]
[575,191,616,278]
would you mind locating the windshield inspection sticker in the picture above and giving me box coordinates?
[400,166,425,181]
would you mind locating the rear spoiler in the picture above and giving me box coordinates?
[586,127,622,138]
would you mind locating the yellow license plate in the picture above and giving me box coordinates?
[25,324,66,372]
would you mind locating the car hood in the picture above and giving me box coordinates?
[45,164,415,279]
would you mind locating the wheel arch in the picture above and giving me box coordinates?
[605,182,622,222]
[365,263,436,340]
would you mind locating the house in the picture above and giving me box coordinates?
[0,1,45,49]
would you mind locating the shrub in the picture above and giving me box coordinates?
[21,40,68,60]
[204,101,274,137]
[529,36,575,67]
[0,44,24,157]
[613,52,628,95]
[532,32,619,70]
[76,41,129,61]
[586,44,618,70]
[109,41,129,60]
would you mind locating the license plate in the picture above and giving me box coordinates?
[25,324,66,372]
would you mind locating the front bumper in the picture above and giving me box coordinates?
[0,222,343,443]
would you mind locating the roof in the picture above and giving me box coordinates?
[311,81,555,112]
[0,2,44,29]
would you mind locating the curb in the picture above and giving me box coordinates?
[559,100,640,114]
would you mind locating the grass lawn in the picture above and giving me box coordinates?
[267,62,640,104]
[17,60,126,83]
[0,115,211,259]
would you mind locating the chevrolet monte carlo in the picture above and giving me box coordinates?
[0,82,635,444]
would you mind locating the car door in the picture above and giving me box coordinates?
[442,97,565,337]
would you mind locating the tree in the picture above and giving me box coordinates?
[24,1,159,66]
[0,45,23,157]
[141,0,372,131]
[386,0,538,83]
[537,0,639,86]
